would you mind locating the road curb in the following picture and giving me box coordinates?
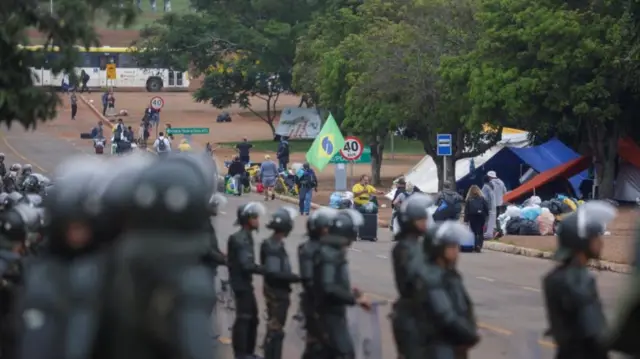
[484,241,632,274]
[259,186,632,274]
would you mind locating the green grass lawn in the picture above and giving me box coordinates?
[219,136,425,154]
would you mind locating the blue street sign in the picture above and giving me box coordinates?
[437,133,452,156]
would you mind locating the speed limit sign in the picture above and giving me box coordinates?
[340,136,364,161]
[150,96,165,110]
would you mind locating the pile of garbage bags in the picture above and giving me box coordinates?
[329,191,355,210]
[498,195,584,236]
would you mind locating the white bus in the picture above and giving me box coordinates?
[24,45,190,92]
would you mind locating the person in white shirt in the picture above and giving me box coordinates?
[153,131,171,156]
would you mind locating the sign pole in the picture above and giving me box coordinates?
[436,133,452,189]
[350,160,355,187]
[443,156,447,186]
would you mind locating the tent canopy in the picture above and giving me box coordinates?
[386,128,529,198]
[504,137,640,203]
[456,138,588,197]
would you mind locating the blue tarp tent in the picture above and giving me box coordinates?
[456,138,588,198]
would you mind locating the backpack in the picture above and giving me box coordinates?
[466,197,487,216]
[299,170,316,188]
[158,138,167,151]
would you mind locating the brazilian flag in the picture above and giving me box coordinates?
[305,113,345,171]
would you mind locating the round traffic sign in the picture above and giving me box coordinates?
[150,96,165,110]
[340,136,364,161]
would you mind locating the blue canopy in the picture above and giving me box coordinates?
[456,138,588,197]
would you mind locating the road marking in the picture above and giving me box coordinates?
[0,131,49,173]
[376,254,388,259]
[476,276,495,282]
[522,286,541,292]
[349,248,362,252]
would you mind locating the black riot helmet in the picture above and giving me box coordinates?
[397,193,435,234]
[126,152,219,231]
[235,202,266,227]
[423,220,473,262]
[44,156,112,253]
[329,209,364,242]
[208,193,227,216]
[307,207,338,238]
[21,164,33,176]
[554,201,617,262]
[0,203,44,243]
[266,206,297,235]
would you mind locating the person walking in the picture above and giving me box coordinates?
[153,131,171,156]
[236,138,253,165]
[70,90,78,120]
[260,155,278,201]
[464,184,489,252]
[482,175,497,240]
[295,163,317,215]
[79,69,90,93]
[487,170,507,229]
[101,89,109,116]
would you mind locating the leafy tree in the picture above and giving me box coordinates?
[135,0,326,136]
[342,0,498,189]
[468,0,640,198]
[1,0,135,128]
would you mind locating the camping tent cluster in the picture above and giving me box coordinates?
[387,130,640,205]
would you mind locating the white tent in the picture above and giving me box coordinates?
[614,161,640,202]
[386,128,530,198]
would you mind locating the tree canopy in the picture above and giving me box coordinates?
[1,0,135,129]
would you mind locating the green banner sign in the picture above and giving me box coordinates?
[329,146,372,164]
[166,127,210,135]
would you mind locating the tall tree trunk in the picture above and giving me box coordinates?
[434,156,457,192]
[370,135,385,186]
[587,120,619,199]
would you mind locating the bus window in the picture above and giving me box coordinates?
[79,52,101,68]
[118,53,138,68]
[99,54,118,70]
[43,53,60,70]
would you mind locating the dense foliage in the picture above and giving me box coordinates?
[1,0,135,129]
[135,0,640,193]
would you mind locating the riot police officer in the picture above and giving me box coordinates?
[314,209,371,359]
[0,153,6,178]
[18,164,33,188]
[203,194,227,275]
[260,206,300,359]
[414,220,480,358]
[605,223,640,356]
[298,207,338,359]
[391,193,434,359]
[228,201,266,359]
[99,152,218,359]
[16,156,115,359]
[543,201,616,359]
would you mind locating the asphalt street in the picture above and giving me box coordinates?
[0,119,630,359]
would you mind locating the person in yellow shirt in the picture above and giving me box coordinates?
[178,139,192,152]
[352,174,384,207]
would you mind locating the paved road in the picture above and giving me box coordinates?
[0,109,630,359]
